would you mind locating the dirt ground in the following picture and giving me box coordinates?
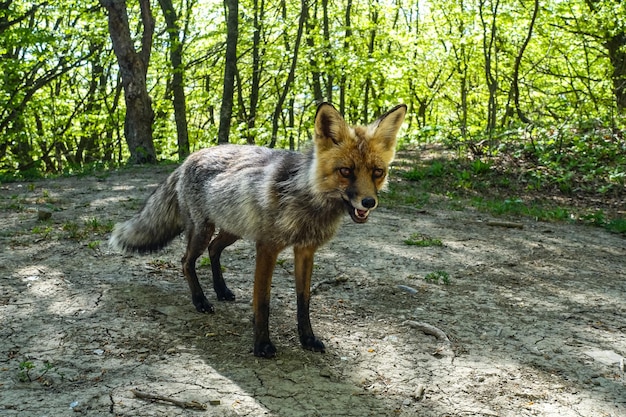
[1,164,625,417]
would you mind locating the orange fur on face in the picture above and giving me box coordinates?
[312,106,401,201]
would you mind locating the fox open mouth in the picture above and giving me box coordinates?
[344,200,370,223]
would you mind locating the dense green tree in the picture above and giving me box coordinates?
[0,0,623,179]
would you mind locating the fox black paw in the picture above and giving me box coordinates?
[301,336,325,353]
[254,341,277,358]
[216,287,236,301]
[192,296,215,314]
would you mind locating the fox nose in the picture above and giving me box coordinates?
[362,197,376,209]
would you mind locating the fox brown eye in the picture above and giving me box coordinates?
[339,167,352,178]
[373,168,385,178]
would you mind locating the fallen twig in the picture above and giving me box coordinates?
[404,320,450,343]
[130,389,208,410]
[484,220,524,229]
[404,320,455,361]
[311,275,349,294]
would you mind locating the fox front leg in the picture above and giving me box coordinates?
[294,245,325,353]
[252,242,282,358]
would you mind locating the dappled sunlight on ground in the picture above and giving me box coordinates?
[1,167,624,416]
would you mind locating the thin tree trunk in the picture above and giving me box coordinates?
[479,0,499,134]
[339,0,352,115]
[269,0,307,148]
[76,40,105,165]
[158,0,190,159]
[246,0,264,144]
[218,0,238,144]
[585,0,626,113]
[605,34,626,113]
[306,2,324,103]
[503,0,537,125]
[362,2,378,124]
[101,0,156,164]
[322,0,332,102]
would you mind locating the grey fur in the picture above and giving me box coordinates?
[109,144,345,252]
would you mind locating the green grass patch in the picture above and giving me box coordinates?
[404,233,443,247]
[605,218,626,234]
[424,270,450,285]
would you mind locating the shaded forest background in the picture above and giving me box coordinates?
[0,0,625,216]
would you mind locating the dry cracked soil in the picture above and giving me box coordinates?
[1,164,625,417]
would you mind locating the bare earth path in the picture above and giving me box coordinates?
[1,166,625,416]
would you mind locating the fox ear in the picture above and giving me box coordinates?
[314,102,351,148]
[369,104,407,150]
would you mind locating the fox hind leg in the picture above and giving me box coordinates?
[208,230,239,301]
[182,222,215,313]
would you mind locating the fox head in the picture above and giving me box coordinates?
[312,102,407,223]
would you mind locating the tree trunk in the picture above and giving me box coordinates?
[306,3,324,103]
[101,0,156,164]
[158,0,190,159]
[504,0,537,125]
[479,0,499,134]
[605,34,626,113]
[339,0,352,115]
[76,40,105,165]
[322,0,333,102]
[218,0,238,144]
[246,0,264,144]
[362,2,379,124]
[586,0,626,113]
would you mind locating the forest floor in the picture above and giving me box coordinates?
[1,149,625,417]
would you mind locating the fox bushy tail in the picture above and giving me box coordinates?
[109,169,185,253]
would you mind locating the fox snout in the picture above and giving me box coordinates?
[344,193,378,223]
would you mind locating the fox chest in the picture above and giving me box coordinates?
[273,205,344,247]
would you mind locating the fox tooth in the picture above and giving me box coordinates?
[355,208,369,218]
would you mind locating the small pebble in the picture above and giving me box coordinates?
[38,208,52,221]
[397,285,418,295]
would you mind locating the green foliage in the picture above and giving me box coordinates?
[0,0,625,179]
[424,271,450,285]
[87,240,101,250]
[85,217,114,234]
[199,257,211,268]
[471,197,572,222]
[404,233,443,247]
[18,360,58,383]
[403,160,446,181]
[606,218,626,235]
[62,222,82,240]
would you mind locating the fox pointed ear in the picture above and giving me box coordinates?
[314,102,351,149]
[369,104,407,150]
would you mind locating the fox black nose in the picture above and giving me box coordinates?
[362,197,376,209]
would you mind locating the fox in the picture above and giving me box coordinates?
[109,102,407,358]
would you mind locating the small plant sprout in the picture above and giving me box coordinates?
[18,360,56,383]
[199,256,211,268]
[88,240,101,250]
[404,233,443,247]
[424,270,450,285]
